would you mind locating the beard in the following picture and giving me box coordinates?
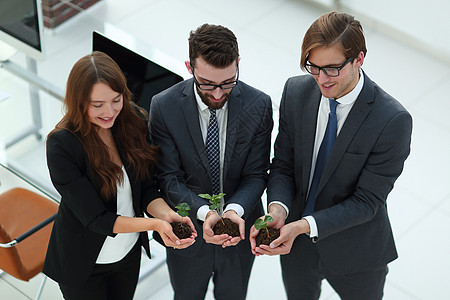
[197,87,231,110]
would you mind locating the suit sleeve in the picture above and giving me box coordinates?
[140,166,164,214]
[267,78,297,211]
[226,94,273,219]
[46,131,118,236]
[149,96,210,214]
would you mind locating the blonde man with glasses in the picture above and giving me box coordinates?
[250,12,412,299]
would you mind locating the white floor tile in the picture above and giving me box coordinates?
[362,31,450,107]
[0,273,58,299]
[113,0,228,62]
[86,0,157,24]
[439,195,450,218]
[393,109,450,205]
[237,29,300,106]
[384,281,421,300]
[243,0,324,54]
[247,255,286,299]
[387,186,433,239]
[410,76,450,131]
[344,0,450,58]
[39,276,64,300]
[183,0,291,30]
[0,277,30,300]
[387,210,450,299]
[0,79,39,151]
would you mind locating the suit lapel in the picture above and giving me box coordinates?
[223,85,242,181]
[317,73,374,194]
[302,82,321,198]
[181,79,210,172]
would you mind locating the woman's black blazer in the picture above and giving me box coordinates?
[43,129,161,287]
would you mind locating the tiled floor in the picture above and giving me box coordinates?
[1,0,450,299]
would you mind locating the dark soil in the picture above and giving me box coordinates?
[255,227,280,246]
[212,218,240,237]
[171,222,192,239]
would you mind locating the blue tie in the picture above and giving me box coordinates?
[206,108,220,195]
[304,99,339,216]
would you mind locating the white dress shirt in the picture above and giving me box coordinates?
[270,70,364,238]
[193,85,244,221]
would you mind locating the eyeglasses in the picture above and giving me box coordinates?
[191,66,239,91]
[305,58,353,77]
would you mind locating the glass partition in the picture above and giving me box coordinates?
[0,162,59,203]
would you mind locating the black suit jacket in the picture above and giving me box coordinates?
[43,129,161,287]
[268,72,412,274]
[149,78,273,255]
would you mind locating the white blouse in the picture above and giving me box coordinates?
[96,166,140,264]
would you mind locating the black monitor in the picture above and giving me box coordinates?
[92,31,184,112]
[0,0,44,61]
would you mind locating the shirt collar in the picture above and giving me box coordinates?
[331,69,364,105]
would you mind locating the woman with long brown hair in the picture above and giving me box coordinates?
[43,51,196,299]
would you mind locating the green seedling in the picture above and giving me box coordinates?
[254,215,274,238]
[198,193,226,225]
[175,202,190,227]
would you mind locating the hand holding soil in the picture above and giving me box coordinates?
[199,193,241,246]
[170,202,194,239]
[254,215,280,247]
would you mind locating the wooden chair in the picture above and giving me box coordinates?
[0,187,58,300]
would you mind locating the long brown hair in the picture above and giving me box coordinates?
[51,51,158,199]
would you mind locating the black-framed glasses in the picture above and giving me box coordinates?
[191,66,239,91]
[305,58,353,77]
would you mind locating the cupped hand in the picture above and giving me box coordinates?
[249,216,263,255]
[251,210,286,256]
[253,219,307,256]
[180,215,198,238]
[156,219,195,249]
[202,211,231,245]
[167,211,198,237]
[221,210,245,248]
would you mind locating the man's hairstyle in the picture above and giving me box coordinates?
[188,23,239,68]
[300,11,367,70]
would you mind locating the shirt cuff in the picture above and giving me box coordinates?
[268,201,289,218]
[197,205,212,222]
[223,203,244,217]
[303,215,318,238]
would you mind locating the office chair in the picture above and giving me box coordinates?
[0,187,58,300]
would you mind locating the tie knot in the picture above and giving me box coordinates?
[209,108,217,117]
[329,99,339,114]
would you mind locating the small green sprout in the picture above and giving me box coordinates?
[254,215,273,238]
[175,202,190,227]
[199,193,226,225]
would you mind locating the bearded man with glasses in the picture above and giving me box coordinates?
[149,23,273,299]
[250,11,412,299]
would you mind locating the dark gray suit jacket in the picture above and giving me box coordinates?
[268,72,412,274]
[149,78,273,255]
